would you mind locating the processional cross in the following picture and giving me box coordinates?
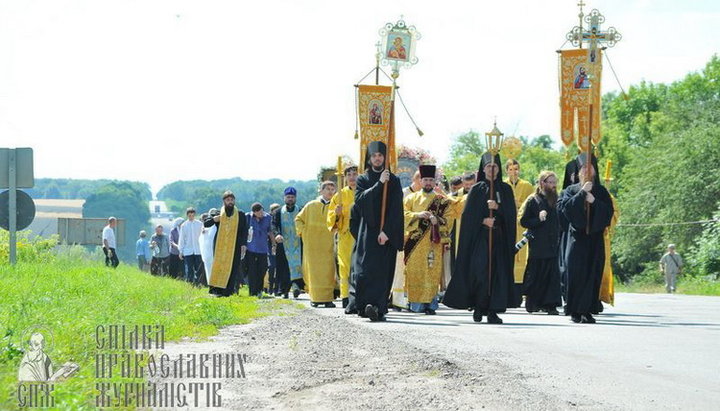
[565,4,621,233]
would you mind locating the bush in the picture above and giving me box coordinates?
[0,230,58,264]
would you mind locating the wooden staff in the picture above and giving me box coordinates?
[487,157,496,296]
[586,106,593,235]
[379,82,397,235]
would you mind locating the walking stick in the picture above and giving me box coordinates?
[487,160,495,296]
[379,77,397,235]
[586,107,593,235]
[484,122,504,296]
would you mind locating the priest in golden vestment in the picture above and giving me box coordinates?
[599,179,619,308]
[327,165,358,309]
[505,159,534,307]
[403,165,465,314]
[296,181,338,307]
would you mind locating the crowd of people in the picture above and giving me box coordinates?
[102,140,684,324]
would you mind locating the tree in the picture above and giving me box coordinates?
[83,182,151,262]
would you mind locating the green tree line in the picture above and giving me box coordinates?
[443,55,720,281]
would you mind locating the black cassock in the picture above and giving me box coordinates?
[557,183,613,315]
[203,207,248,297]
[351,169,404,316]
[558,159,579,302]
[520,193,562,311]
[443,179,516,314]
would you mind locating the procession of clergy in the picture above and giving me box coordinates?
[205,140,616,324]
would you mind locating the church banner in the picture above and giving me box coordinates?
[559,48,602,149]
[357,84,396,173]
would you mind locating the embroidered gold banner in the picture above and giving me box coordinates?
[559,48,602,149]
[357,84,396,173]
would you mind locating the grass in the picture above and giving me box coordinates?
[615,275,720,296]
[0,256,272,410]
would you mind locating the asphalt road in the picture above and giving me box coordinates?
[302,292,720,410]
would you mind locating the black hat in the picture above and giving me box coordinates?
[365,141,388,170]
[575,152,601,185]
[478,152,503,182]
[419,165,436,179]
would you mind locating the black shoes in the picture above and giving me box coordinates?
[342,298,349,308]
[487,312,503,324]
[365,304,379,322]
[310,302,319,308]
[424,308,436,315]
[571,314,582,323]
[547,308,560,315]
[325,302,336,308]
[581,313,596,324]
[293,288,300,299]
[473,311,483,323]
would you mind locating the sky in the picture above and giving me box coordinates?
[1,0,718,195]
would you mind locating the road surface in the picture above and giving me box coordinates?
[159,292,720,410]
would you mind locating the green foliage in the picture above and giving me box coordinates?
[82,182,151,262]
[687,205,720,279]
[0,231,58,264]
[26,178,152,200]
[157,178,321,214]
[0,258,263,409]
[612,56,720,277]
[443,131,565,184]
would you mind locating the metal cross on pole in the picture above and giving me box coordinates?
[565,7,621,233]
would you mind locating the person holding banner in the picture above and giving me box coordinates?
[352,141,404,322]
[557,154,613,324]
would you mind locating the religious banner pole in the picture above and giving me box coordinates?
[560,4,622,232]
[485,121,504,296]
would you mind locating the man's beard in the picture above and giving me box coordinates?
[422,186,433,193]
[542,188,558,207]
[372,165,384,172]
[224,203,235,215]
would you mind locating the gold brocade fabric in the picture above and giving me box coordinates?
[508,178,534,283]
[403,191,464,303]
[357,85,396,173]
[560,49,603,148]
[296,199,336,303]
[209,207,239,289]
[327,186,356,298]
[600,195,618,305]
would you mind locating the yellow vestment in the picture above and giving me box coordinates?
[296,198,336,303]
[507,178,534,283]
[403,191,465,303]
[600,194,618,305]
[327,186,355,299]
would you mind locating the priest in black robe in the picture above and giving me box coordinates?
[520,171,562,314]
[203,191,248,297]
[558,157,580,308]
[351,141,404,322]
[443,152,516,324]
[557,154,613,323]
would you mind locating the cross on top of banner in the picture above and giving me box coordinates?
[566,7,622,54]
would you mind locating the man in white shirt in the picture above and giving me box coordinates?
[179,207,204,285]
[102,217,119,268]
[660,244,683,293]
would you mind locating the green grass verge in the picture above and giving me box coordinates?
[615,275,720,296]
[0,258,272,409]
